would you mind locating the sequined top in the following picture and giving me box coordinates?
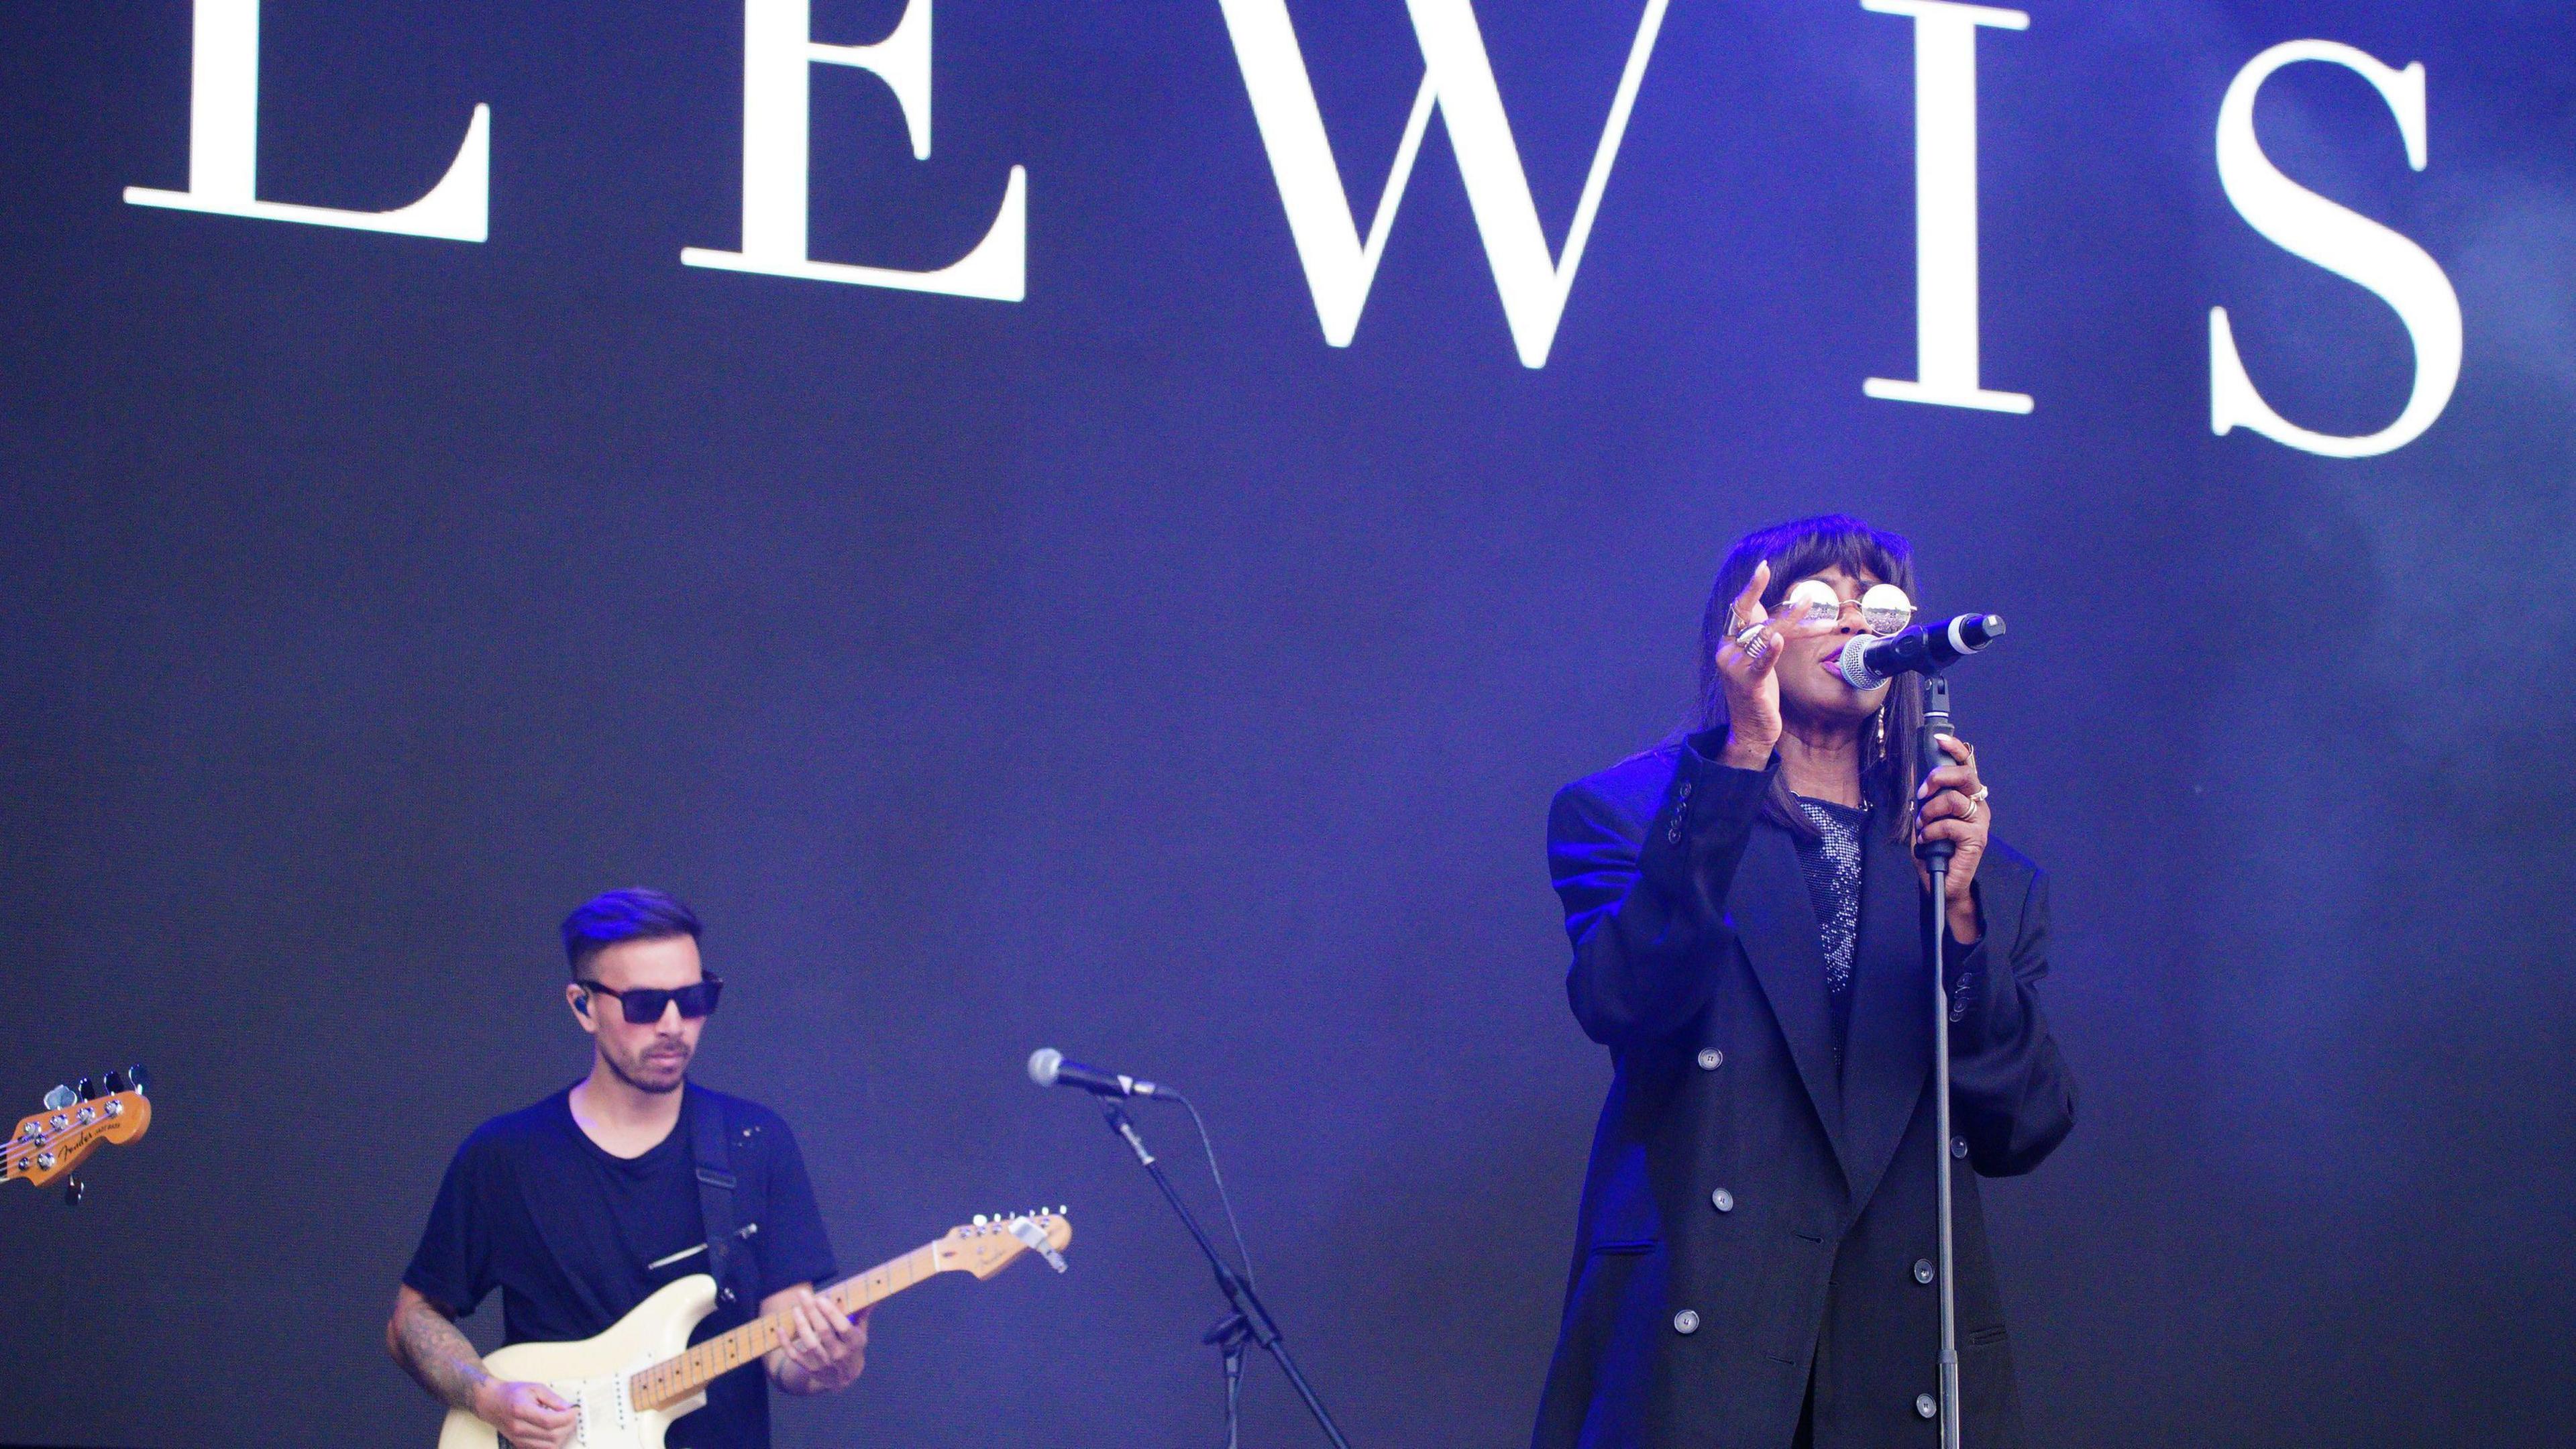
[1792,795,1868,1052]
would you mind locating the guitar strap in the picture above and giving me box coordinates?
[688,1086,761,1318]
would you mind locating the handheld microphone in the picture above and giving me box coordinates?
[1837,613,2006,688]
[1026,1047,1170,1100]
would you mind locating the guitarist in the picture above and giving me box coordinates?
[386,888,870,1449]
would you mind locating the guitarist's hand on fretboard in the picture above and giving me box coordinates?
[766,1284,871,1395]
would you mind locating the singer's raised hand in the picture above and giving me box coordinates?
[1714,560,1784,769]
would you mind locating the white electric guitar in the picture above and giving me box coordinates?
[436,1210,1073,1449]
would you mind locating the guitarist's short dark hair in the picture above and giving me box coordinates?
[561,888,704,977]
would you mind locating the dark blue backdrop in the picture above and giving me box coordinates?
[4,3,2571,1447]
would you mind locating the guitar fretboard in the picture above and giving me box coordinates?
[627,1242,941,1411]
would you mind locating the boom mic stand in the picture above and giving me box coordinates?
[1920,672,1964,1449]
[1102,1100,1356,1449]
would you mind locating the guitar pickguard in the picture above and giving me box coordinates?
[562,1372,639,1446]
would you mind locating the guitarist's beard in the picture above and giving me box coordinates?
[601,1034,693,1094]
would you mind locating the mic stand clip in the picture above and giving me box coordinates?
[1203,1312,1252,1449]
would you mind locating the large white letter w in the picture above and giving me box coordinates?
[1218,0,1671,368]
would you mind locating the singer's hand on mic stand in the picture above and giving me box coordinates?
[1715,560,1786,769]
[1914,734,1990,943]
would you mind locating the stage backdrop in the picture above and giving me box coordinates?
[5,3,2571,1446]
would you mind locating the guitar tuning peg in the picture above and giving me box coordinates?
[128,1065,148,1093]
[62,1176,85,1208]
[103,1069,130,1094]
[43,1084,76,1111]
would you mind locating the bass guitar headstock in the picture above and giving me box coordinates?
[7,1067,152,1203]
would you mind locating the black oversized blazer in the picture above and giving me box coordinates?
[1530,734,2075,1449]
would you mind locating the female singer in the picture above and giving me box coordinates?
[1529,515,2074,1449]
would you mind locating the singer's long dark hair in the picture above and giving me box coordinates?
[1690,513,1925,844]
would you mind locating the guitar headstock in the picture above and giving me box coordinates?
[930,1208,1074,1279]
[7,1070,152,1190]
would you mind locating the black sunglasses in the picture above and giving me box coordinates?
[577,974,725,1024]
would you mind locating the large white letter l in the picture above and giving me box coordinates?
[124,0,489,241]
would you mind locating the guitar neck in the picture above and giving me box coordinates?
[627,1241,941,1411]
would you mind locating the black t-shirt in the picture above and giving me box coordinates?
[403,1085,839,1449]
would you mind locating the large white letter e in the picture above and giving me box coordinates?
[682,0,1026,301]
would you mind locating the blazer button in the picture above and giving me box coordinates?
[1672,1309,1701,1335]
[1697,1049,1724,1071]
[1678,779,1694,800]
[1709,1188,1735,1213]
[1952,1136,1970,1159]
[1917,1394,1939,1419]
[1913,1258,1935,1285]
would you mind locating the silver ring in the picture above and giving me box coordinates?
[1964,785,1990,821]
[1734,622,1766,651]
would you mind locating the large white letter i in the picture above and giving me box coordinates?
[1860,0,2029,415]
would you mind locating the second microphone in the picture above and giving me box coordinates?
[1027,1047,1171,1099]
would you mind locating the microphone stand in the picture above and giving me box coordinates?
[1920,673,1964,1449]
[1102,1100,1356,1449]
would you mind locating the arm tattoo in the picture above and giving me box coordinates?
[390,1294,494,1413]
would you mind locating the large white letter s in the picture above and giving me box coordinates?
[2210,40,2462,459]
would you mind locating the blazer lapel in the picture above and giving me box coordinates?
[1729,820,1845,1170]
[1838,815,1934,1211]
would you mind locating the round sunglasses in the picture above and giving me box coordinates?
[1770,578,1915,637]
